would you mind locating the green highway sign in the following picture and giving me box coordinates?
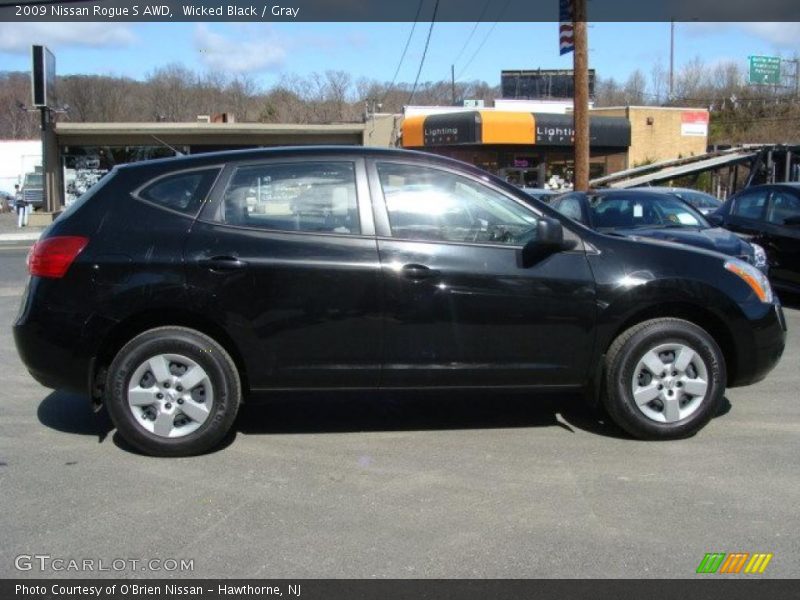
[749,55,781,85]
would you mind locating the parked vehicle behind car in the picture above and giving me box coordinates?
[21,168,44,210]
[551,189,768,272]
[14,147,786,456]
[520,187,561,204]
[708,183,800,294]
[635,186,722,216]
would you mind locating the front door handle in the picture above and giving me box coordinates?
[198,256,248,272]
[401,263,440,280]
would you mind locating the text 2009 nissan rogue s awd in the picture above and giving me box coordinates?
[14,147,786,456]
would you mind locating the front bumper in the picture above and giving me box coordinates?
[729,302,787,387]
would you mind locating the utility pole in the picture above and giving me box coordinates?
[451,64,456,105]
[572,0,589,192]
[669,20,675,101]
[40,106,52,212]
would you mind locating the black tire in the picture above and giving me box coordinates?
[105,326,241,456]
[602,318,726,440]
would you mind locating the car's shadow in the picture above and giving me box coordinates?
[37,389,733,455]
[37,391,114,441]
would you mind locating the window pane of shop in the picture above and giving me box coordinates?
[221,162,359,235]
[376,162,538,245]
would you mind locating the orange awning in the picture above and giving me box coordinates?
[478,111,535,144]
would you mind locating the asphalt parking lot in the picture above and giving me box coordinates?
[0,238,798,579]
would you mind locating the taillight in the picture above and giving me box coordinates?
[27,236,89,278]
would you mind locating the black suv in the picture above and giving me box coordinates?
[14,148,786,456]
[709,183,800,294]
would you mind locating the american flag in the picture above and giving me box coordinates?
[559,0,574,56]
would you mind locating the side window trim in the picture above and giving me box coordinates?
[131,165,224,219]
[197,157,375,238]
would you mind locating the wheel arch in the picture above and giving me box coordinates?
[602,301,738,387]
[91,309,249,402]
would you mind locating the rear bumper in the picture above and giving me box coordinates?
[729,302,787,387]
[13,279,94,394]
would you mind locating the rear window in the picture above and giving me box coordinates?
[137,168,221,215]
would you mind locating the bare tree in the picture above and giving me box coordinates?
[58,75,135,123]
[673,57,708,105]
[0,72,40,138]
[146,64,197,121]
[595,77,626,106]
[623,69,647,105]
[650,60,667,105]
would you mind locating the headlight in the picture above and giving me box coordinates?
[724,259,773,303]
[750,243,768,269]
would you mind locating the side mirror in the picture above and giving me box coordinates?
[706,213,724,227]
[521,217,565,267]
[783,215,800,227]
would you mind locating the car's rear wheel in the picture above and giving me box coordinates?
[603,318,726,440]
[105,327,241,456]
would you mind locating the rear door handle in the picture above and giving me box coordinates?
[198,256,248,272]
[401,263,440,280]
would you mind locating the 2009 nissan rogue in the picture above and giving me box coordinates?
[13,147,786,456]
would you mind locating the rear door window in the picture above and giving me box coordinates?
[137,168,221,216]
[766,191,800,225]
[219,162,360,235]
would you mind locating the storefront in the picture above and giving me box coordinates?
[401,110,631,188]
[52,119,397,206]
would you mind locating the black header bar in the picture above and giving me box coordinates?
[4,579,800,600]
[1,0,799,22]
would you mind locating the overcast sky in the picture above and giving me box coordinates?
[0,22,798,88]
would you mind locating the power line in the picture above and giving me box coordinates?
[450,0,492,69]
[407,0,441,106]
[455,0,512,82]
[380,0,425,105]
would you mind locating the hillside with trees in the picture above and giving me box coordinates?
[2,57,799,145]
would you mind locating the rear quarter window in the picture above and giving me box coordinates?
[135,168,221,216]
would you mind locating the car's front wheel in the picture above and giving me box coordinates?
[105,327,241,456]
[603,318,726,440]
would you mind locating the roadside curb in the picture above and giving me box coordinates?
[0,232,42,242]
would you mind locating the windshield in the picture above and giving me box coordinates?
[24,174,43,187]
[589,194,709,230]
